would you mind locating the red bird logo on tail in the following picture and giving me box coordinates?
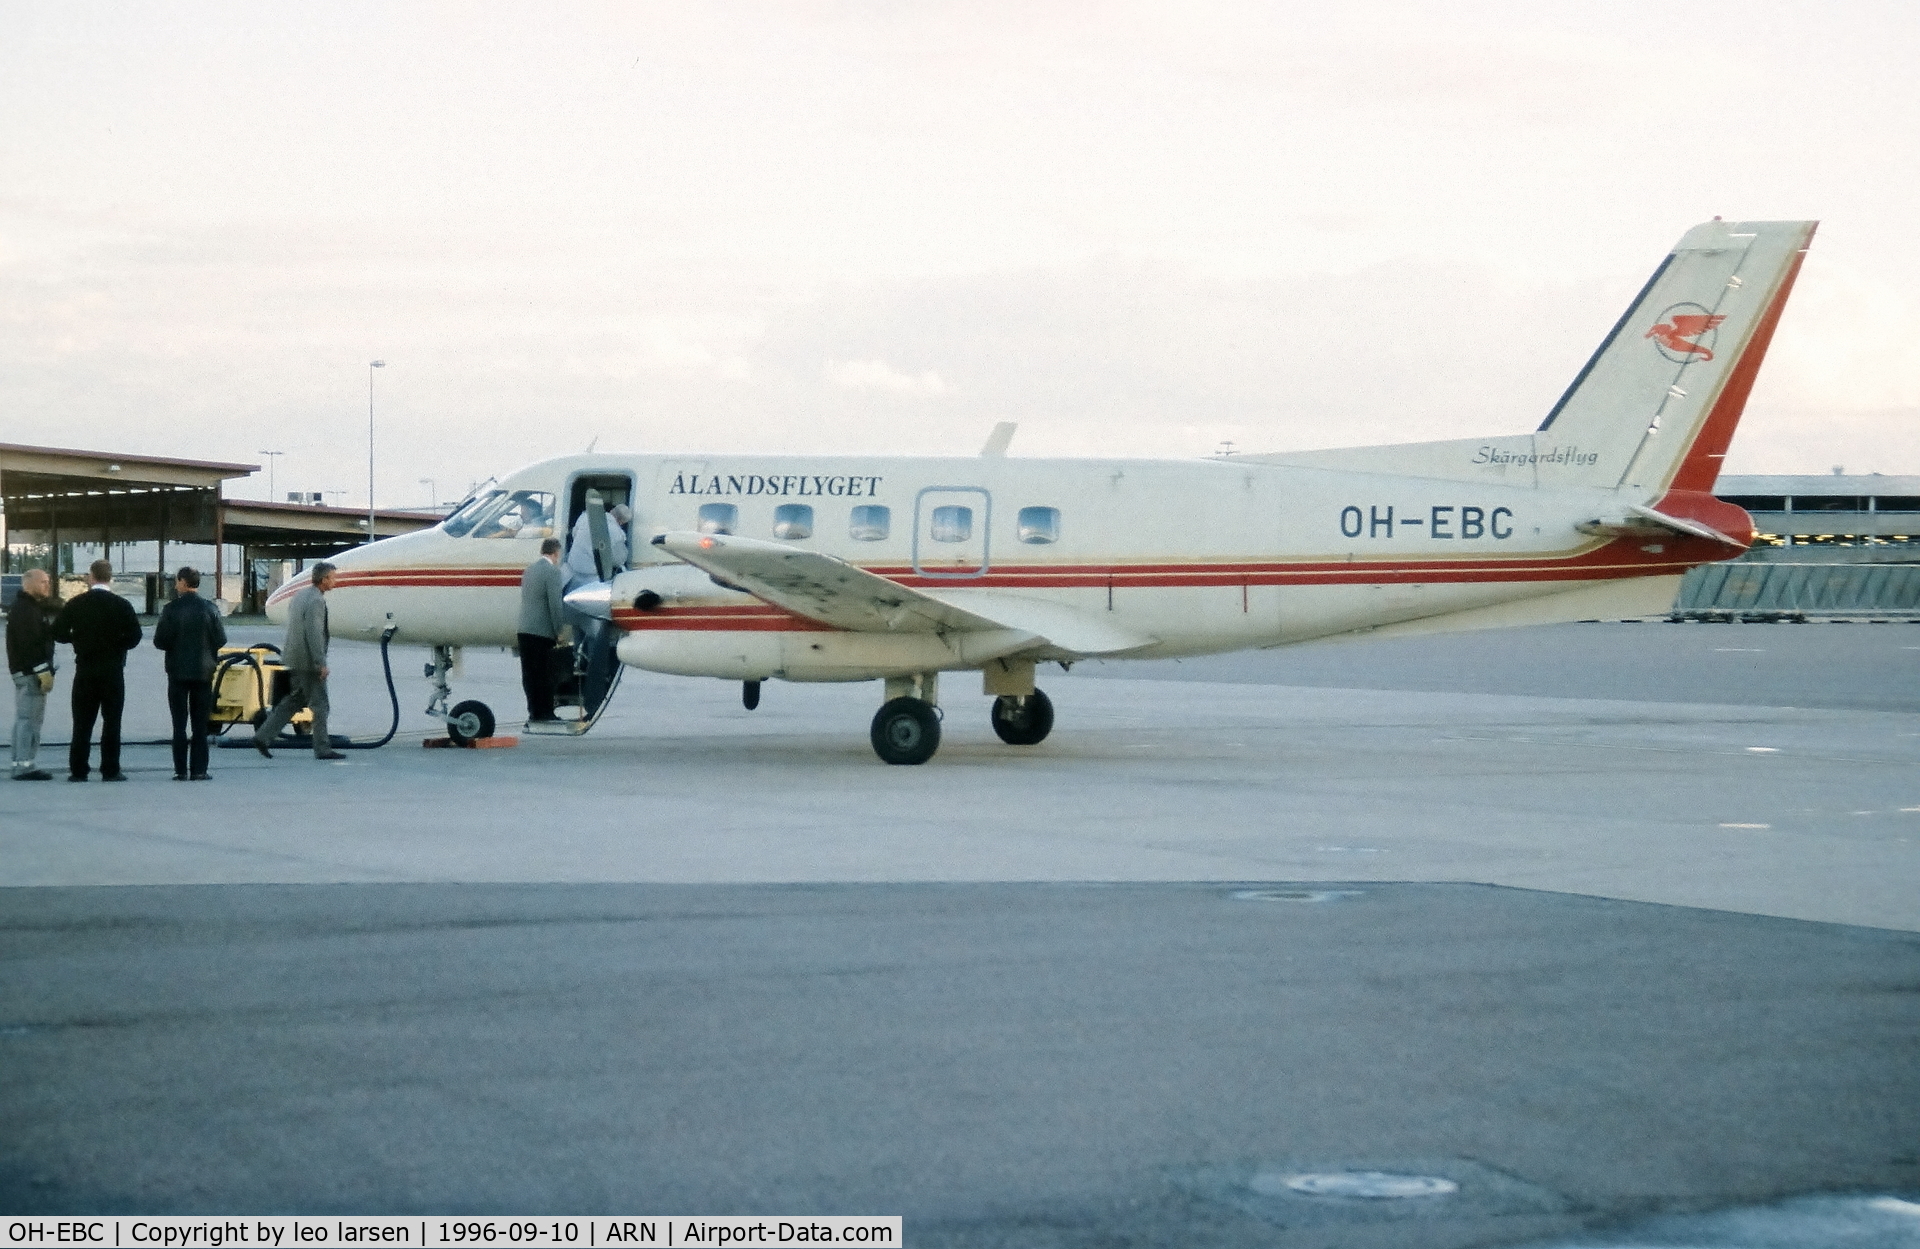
[1646,311,1726,361]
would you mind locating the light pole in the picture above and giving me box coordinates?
[257,450,284,501]
[418,477,437,509]
[368,360,386,544]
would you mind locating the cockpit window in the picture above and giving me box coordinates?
[931,506,973,543]
[772,504,813,540]
[850,505,890,541]
[698,503,737,535]
[467,490,556,539]
[440,490,503,538]
[1017,506,1060,544]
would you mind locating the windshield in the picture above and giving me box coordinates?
[467,490,557,540]
[441,490,503,538]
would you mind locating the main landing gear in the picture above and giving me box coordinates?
[990,689,1054,746]
[866,667,1056,765]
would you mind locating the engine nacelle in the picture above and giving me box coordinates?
[616,627,1032,682]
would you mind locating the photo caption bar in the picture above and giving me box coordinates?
[2,1220,901,1249]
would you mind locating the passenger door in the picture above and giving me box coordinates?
[913,486,991,579]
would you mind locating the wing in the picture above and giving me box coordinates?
[649,531,1156,657]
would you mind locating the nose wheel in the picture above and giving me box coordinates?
[990,688,1054,746]
[446,700,496,746]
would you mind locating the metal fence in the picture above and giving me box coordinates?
[1676,561,1920,616]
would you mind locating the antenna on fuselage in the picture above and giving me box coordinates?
[980,422,1017,457]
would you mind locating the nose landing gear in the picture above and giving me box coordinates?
[425,644,499,745]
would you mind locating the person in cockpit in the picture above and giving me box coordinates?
[565,503,630,589]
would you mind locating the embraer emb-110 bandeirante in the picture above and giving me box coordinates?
[271,218,1815,763]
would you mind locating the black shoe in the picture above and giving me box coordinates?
[173,773,188,781]
[68,774,88,782]
[254,738,273,759]
[12,769,53,781]
[190,772,211,781]
[313,750,347,761]
[101,773,128,782]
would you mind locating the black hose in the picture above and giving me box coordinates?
[336,626,401,749]
[254,624,399,749]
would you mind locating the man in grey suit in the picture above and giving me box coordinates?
[518,537,566,722]
[254,562,343,760]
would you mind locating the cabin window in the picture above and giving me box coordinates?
[930,505,973,543]
[697,503,737,535]
[1017,506,1060,544]
[441,490,503,538]
[850,505,890,541]
[772,504,814,540]
[468,490,555,539]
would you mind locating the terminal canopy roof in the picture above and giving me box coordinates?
[1,442,437,557]
[0,442,257,545]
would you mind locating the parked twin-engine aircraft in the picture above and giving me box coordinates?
[270,218,1815,763]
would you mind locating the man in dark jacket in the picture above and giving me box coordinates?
[518,537,566,722]
[7,567,59,780]
[153,566,227,781]
[50,559,144,781]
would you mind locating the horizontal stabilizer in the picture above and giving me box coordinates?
[1625,504,1744,547]
[1575,489,1755,549]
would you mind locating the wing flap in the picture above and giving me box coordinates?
[918,589,1156,655]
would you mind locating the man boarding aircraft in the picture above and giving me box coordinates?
[270,218,1814,764]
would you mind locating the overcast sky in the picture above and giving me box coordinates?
[4,1,1917,507]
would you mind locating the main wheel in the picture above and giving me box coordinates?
[870,697,941,765]
[447,699,495,745]
[991,688,1055,746]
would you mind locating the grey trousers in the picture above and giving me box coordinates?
[11,672,47,772]
[256,668,332,756]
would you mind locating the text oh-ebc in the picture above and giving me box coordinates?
[1341,505,1515,539]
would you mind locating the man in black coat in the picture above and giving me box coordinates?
[153,566,227,781]
[7,567,59,780]
[50,559,144,781]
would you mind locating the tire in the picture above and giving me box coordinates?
[990,688,1054,746]
[447,699,495,745]
[870,697,941,765]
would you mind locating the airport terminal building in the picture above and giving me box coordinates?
[1680,474,1920,617]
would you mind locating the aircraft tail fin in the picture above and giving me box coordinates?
[1537,218,1816,494]
[1245,220,1815,494]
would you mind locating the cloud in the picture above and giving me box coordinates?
[822,359,949,396]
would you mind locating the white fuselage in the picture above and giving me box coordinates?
[271,451,1718,683]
